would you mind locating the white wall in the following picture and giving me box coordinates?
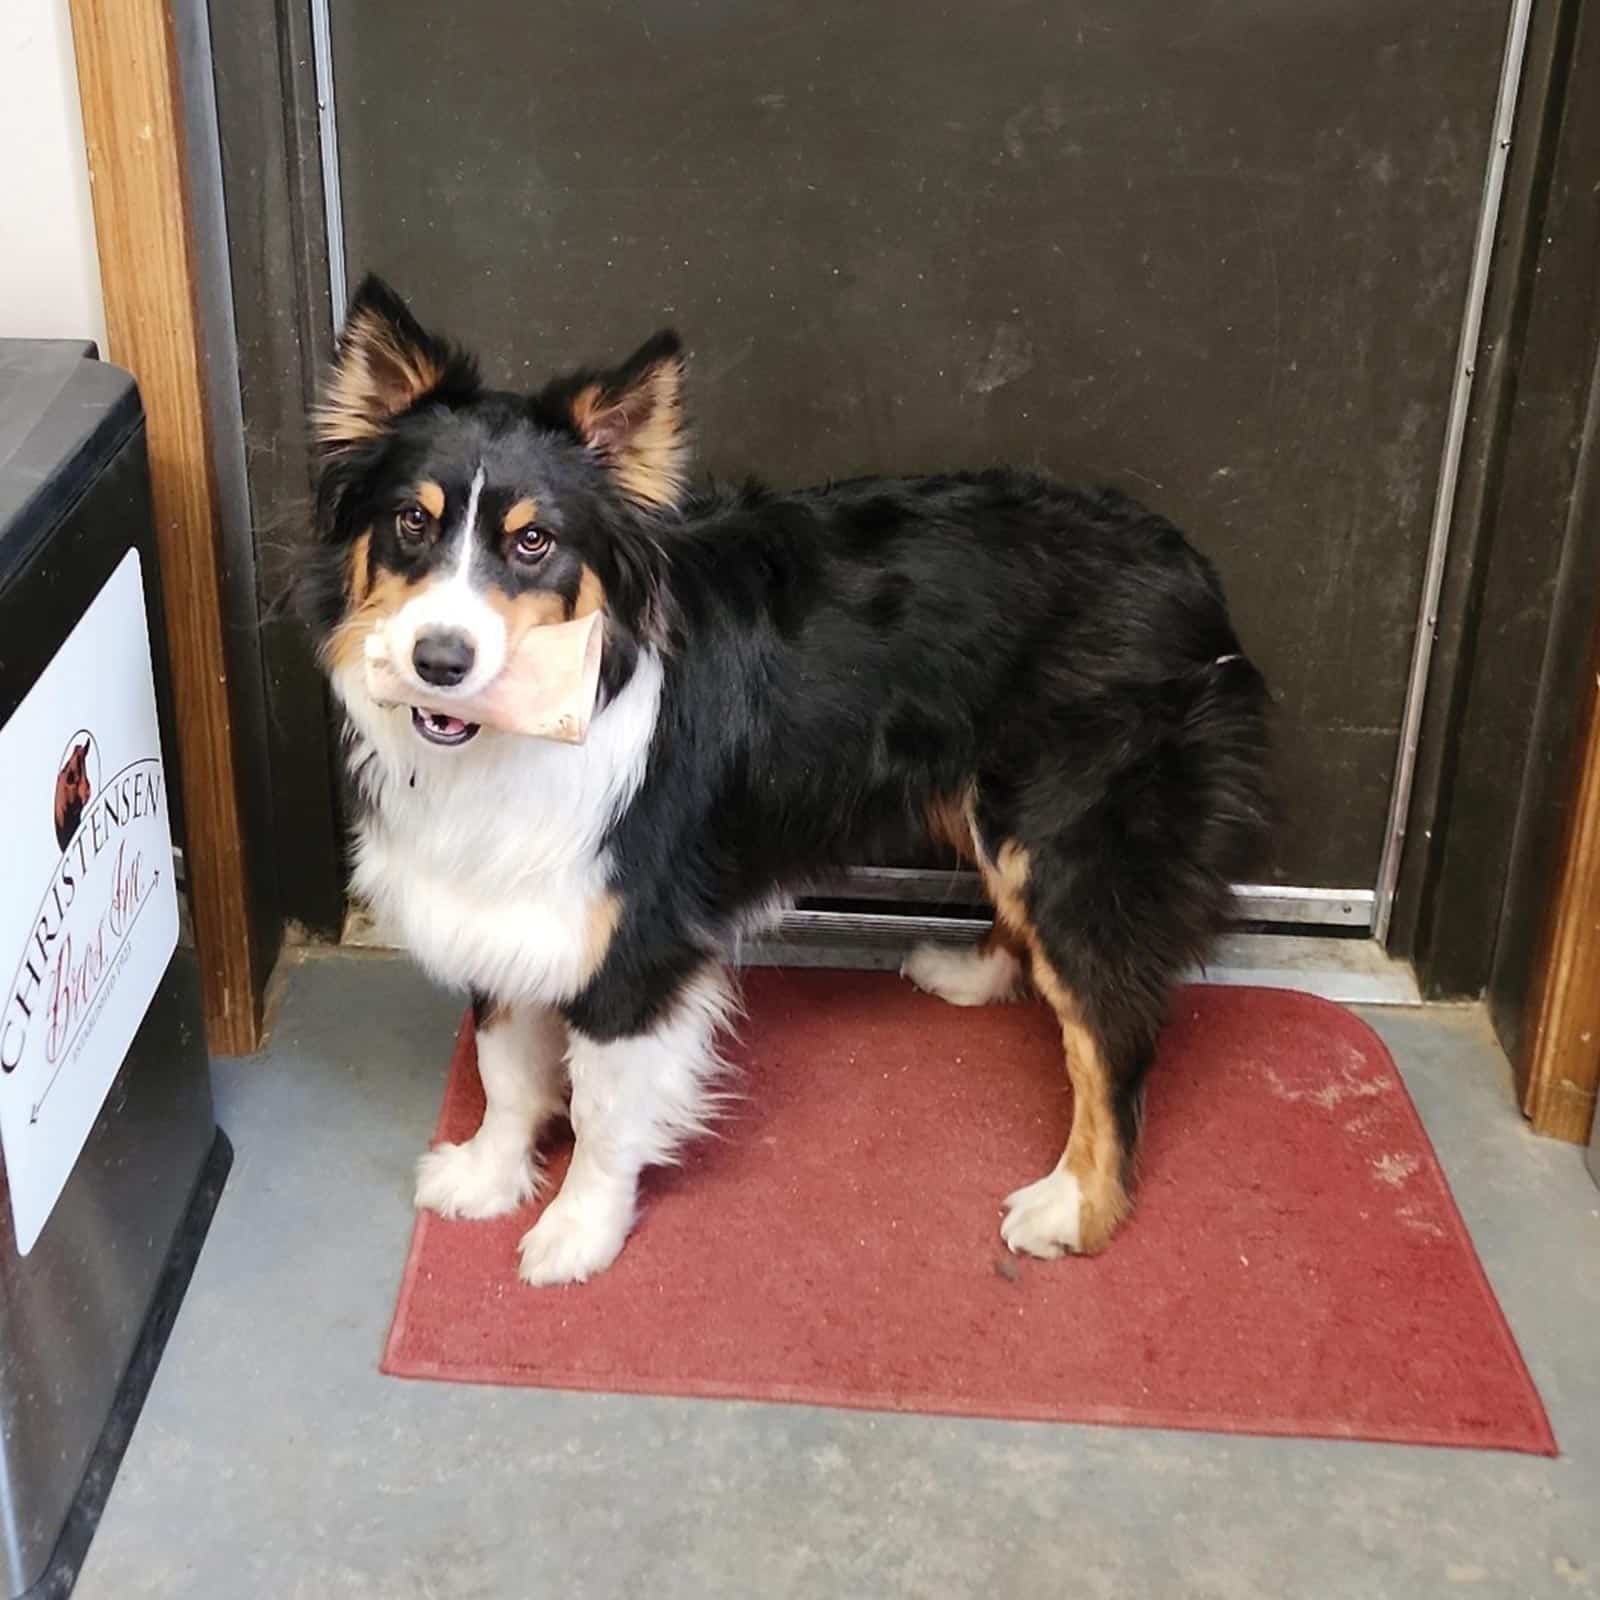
[0,0,106,353]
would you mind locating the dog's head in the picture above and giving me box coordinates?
[302,275,684,749]
[57,742,92,808]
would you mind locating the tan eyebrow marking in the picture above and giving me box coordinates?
[503,498,538,535]
[415,480,445,519]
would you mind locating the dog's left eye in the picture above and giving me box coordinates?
[513,527,554,564]
[396,505,430,545]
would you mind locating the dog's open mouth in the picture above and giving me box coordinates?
[410,707,481,747]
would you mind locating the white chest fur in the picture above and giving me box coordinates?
[334,650,663,1005]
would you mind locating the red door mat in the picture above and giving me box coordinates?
[383,971,1555,1454]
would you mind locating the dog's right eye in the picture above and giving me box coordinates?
[396,505,430,545]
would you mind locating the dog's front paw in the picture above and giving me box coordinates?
[415,1137,539,1220]
[517,1186,633,1286]
[1000,1168,1084,1258]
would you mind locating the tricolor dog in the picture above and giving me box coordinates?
[300,277,1271,1287]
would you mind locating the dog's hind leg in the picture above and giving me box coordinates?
[988,654,1267,1257]
[998,957,1144,1258]
[902,787,1029,1007]
[414,996,568,1220]
[980,840,1164,1258]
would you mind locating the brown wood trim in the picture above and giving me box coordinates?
[69,0,264,1053]
[1521,625,1600,1142]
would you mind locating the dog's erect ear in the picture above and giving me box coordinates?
[567,331,688,510]
[313,275,475,452]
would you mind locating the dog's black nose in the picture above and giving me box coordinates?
[412,628,475,687]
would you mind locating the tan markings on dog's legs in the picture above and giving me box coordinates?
[1029,952,1132,1252]
[984,918,1029,964]
[979,839,1030,930]
[981,841,1132,1256]
[903,809,1033,1005]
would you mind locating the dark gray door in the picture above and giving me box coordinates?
[321,0,1516,924]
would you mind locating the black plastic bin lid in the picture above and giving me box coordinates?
[0,339,142,594]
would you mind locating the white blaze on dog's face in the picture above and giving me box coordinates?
[382,464,502,691]
[307,277,686,751]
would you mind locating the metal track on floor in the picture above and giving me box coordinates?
[803,869,1372,927]
[342,905,1420,1006]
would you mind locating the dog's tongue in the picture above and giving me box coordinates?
[423,711,470,737]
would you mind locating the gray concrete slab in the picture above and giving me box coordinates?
[74,950,1600,1600]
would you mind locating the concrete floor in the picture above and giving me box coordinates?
[74,949,1600,1600]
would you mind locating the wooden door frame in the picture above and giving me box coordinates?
[1503,265,1600,1143]
[1519,613,1600,1143]
[68,0,274,1053]
[1473,0,1600,1144]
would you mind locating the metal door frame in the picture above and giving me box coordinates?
[1372,0,1535,943]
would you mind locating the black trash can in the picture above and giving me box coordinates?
[0,340,229,1599]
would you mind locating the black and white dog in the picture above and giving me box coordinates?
[301,277,1271,1287]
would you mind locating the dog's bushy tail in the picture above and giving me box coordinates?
[1180,649,1275,925]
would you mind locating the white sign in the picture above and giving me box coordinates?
[0,550,180,1255]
